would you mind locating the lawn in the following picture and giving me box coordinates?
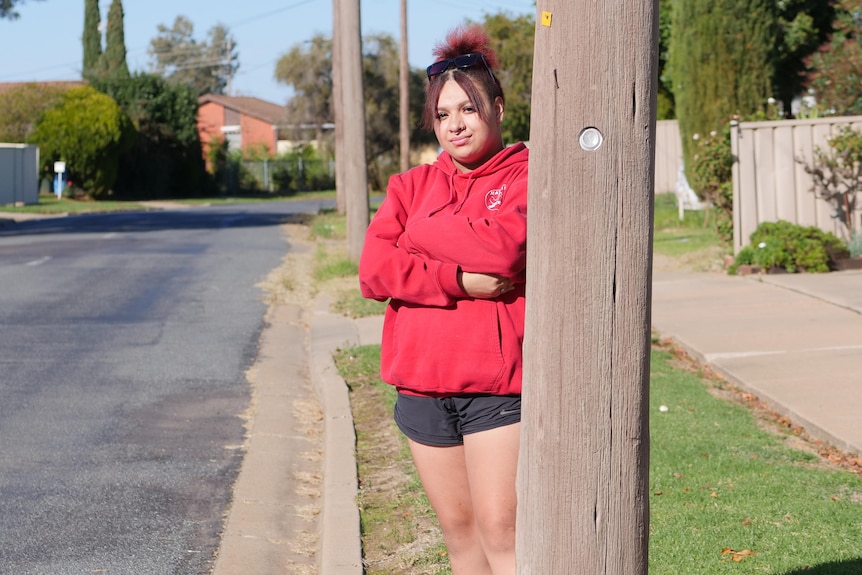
[334,341,862,575]
[652,192,724,255]
[649,343,862,574]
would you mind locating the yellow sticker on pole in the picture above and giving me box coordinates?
[541,11,552,27]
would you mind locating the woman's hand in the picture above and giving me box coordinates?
[459,271,516,299]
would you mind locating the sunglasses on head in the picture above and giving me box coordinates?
[425,53,497,83]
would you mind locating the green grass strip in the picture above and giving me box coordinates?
[649,346,862,574]
[337,343,862,574]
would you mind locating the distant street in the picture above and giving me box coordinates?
[0,200,329,574]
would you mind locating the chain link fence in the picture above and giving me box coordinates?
[220,157,335,194]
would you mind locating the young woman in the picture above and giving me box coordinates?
[359,24,527,575]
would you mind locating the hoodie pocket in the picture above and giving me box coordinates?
[388,299,506,394]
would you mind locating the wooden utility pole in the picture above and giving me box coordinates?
[332,0,346,213]
[335,0,369,261]
[516,2,657,573]
[398,0,410,173]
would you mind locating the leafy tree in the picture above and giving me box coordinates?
[657,1,831,120]
[0,83,66,142]
[103,0,129,78]
[807,0,862,115]
[91,73,205,198]
[1,0,39,19]
[83,0,102,78]
[657,0,675,119]
[275,33,333,144]
[275,32,435,190]
[800,126,862,238]
[29,86,135,197]
[773,0,835,114]
[361,33,439,189]
[362,34,401,188]
[483,11,535,143]
[669,0,777,184]
[148,15,238,96]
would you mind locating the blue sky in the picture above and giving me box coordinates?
[1,0,532,104]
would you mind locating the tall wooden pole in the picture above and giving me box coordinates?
[516,2,657,573]
[332,0,346,214]
[398,0,410,173]
[338,0,369,261]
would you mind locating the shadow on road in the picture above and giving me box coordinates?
[0,200,333,238]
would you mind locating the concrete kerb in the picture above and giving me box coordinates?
[309,294,364,575]
[662,329,862,459]
[652,270,862,460]
[753,270,862,316]
[0,211,68,225]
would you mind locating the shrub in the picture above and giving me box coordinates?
[800,125,862,240]
[91,73,206,198]
[670,0,775,193]
[849,231,862,258]
[689,126,734,243]
[728,220,848,274]
[205,138,258,195]
[29,86,134,198]
[807,0,862,116]
[271,145,334,193]
[0,83,67,143]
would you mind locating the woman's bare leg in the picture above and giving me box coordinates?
[408,439,493,575]
[463,422,520,575]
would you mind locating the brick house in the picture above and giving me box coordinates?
[196,94,289,161]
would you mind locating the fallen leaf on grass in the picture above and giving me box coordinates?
[721,548,757,562]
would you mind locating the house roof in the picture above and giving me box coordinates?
[198,94,288,126]
[0,80,86,94]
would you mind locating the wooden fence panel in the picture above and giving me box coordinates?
[773,125,796,222]
[732,122,760,251]
[732,115,862,252]
[655,120,681,193]
[812,123,834,233]
[755,128,777,224]
[793,128,817,228]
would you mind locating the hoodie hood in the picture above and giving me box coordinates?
[426,142,528,217]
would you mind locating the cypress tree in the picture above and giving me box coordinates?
[103,0,130,78]
[83,0,102,78]
[669,0,777,178]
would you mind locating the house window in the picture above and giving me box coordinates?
[221,125,241,152]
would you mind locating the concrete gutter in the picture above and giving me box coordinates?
[309,294,365,575]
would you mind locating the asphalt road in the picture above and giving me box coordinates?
[0,200,329,575]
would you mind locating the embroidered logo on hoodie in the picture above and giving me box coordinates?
[485,184,506,211]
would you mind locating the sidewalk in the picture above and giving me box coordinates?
[652,269,862,458]
[212,296,380,575]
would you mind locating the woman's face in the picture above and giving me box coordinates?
[433,79,504,172]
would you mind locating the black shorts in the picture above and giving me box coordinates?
[394,392,521,447]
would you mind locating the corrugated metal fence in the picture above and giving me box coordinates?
[731,116,862,253]
[0,144,39,206]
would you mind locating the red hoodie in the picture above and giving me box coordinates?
[359,143,528,397]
